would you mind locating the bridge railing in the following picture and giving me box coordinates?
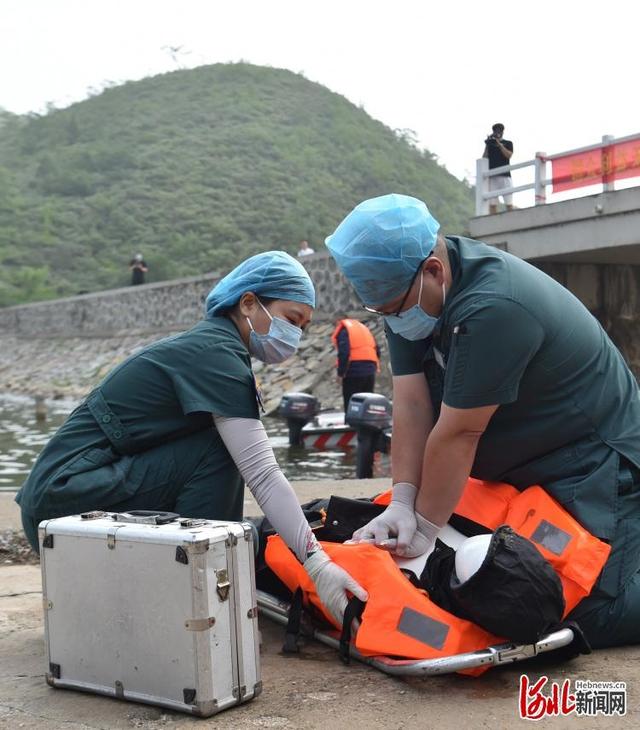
[475,132,640,216]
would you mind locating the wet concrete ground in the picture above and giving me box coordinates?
[1,485,639,729]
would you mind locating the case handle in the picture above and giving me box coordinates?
[111,510,180,525]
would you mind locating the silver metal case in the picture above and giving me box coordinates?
[39,513,261,717]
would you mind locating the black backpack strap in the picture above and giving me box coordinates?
[549,620,592,659]
[282,588,304,654]
[523,620,592,668]
[339,596,366,665]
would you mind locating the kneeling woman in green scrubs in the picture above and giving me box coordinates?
[16,251,366,624]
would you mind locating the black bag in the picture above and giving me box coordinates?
[250,495,386,597]
[422,525,565,644]
[248,498,330,599]
[320,495,386,543]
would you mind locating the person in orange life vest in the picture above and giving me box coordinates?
[325,194,640,650]
[331,316,380,412]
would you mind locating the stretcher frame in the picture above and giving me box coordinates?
[257,590,575,676]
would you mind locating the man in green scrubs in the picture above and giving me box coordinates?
[17,251,367,626]
[326,194,640,648]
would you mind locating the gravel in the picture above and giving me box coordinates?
[0,529,39,565]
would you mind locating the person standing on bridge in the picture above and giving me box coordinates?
[15,251,366,627]
[331,316,380,411]
[325,193,640,650]
[483,123,514,214]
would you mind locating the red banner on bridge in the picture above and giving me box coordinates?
[551,138,640,192]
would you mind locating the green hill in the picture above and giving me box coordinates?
[0,63,473,306]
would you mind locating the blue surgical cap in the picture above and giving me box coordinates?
[325,194,440,307]
[205,250,316,317]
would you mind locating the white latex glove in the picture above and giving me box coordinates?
[349,482,418,556]
[380,512,442,559]
[303,549,368,626]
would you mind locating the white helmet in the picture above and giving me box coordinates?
[454,534,492,584]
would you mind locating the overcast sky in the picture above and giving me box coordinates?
[1,0,638,200]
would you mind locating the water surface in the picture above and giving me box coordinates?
[0,393,389,492]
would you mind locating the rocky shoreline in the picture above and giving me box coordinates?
[0,318,392,414]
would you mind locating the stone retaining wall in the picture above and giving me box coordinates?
[0,252,385,408]
[0,252,360,338]
[0,274,221,338]
[0,319,391,413]
[1,252,638,407]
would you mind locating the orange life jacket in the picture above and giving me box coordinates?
[266,538,496,666]
[331,319,379,368]
[265,478,610,674]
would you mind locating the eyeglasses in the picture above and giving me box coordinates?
[362,258,428,317]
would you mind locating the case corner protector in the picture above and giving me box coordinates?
[192,699,219,717]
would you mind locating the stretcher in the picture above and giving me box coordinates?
[257,589,575,676]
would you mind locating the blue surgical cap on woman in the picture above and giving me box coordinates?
[205,251,316,317]
[325,194,440,307]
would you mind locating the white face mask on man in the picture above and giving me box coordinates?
[246,300,303,364]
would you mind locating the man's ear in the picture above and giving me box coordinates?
[423,257,445,284]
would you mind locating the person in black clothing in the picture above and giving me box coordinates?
[129,253,148,285]
[332,317,380,412]
[483,123,514,214]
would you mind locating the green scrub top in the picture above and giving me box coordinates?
[16,316,259,517]
[386,236,640,540]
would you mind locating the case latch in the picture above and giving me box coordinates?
[216,569,231,601]
[179,518,208,528]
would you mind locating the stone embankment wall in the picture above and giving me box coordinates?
[0,251,357,338]
[0,274,220,338]
[1,251,638,410]
[0,253,387,411]
[0,319,390,413]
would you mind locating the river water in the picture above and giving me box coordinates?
[0,393,389,492]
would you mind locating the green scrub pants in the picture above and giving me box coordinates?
[567,464,640,648]
[21,427,244,553]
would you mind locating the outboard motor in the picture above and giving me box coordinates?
[278,392,320,446]
[345,393,392,478]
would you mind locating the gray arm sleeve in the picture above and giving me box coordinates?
[213,415,318,562]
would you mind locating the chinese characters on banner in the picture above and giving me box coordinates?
[551,138,640,193]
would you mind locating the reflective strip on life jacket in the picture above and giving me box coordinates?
[331,319,379,366]
[373,478,611,616]
[502,486,611,614]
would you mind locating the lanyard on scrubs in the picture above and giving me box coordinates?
[253,373,266,414]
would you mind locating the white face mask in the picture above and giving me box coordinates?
[246,301,303,364]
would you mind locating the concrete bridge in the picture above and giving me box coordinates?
[469,186,640,265]
[470,132,640,264]
[466,134,640,374]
